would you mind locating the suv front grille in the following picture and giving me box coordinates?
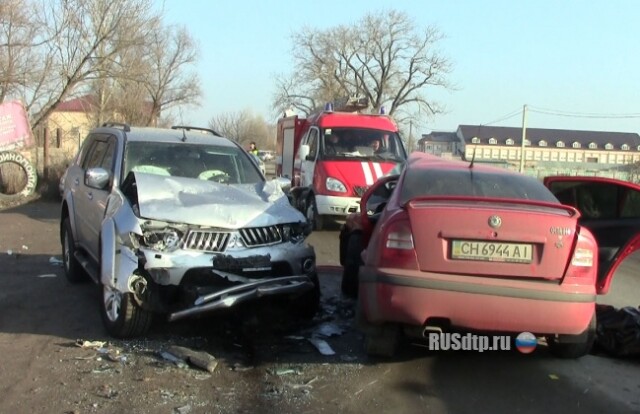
[184,230,230,252]
[239,226,283,247]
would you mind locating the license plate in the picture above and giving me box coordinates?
[451,240,532,263]
[213,254,272,270]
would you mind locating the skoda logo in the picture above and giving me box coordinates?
[488,215,502,229]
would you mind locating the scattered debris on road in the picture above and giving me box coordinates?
[49,256,63,266]
[307,337,336,355]
[165,345,218,373]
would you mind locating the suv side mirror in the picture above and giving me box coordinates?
[299,144,310,161]
[85,167,111,190]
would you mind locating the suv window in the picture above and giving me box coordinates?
[82,135,117,172]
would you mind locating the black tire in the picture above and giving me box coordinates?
[61,217,86,283]
[100,283,153,338]
[291,273,321,319]
[546,314,596,359]
[356,298,399,357]
[339,225,349,266]
[305,196,324,231]
[341,232,362,298]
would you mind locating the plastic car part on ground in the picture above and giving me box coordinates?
[595,304,640,357]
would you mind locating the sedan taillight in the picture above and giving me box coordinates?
[564,228,597,284]
[379,214,419,270]
[570,247,594,267]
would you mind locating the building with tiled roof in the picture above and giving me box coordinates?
[418,125,640,179]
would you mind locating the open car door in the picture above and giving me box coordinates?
[544,176,640,294]
[358,174,400,247]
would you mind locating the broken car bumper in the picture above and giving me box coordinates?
[167,275,315,321]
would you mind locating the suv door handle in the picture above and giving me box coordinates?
[87,192,93,201]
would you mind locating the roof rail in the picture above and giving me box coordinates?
[102,122,131,132]
[171,125,222,137]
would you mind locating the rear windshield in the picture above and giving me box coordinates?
[400,168,559,205]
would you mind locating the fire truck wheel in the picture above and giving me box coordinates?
[306,196,324,231]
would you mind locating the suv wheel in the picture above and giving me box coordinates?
[62,218,86,283]
[100,283,153,338]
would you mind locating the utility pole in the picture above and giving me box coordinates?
[519,104,528,173]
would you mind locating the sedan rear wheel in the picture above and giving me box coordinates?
[356,300,400,357]
[364,324,400,358]
[100,283,153,338]
[546,314,596,359]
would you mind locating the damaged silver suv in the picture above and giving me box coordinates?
[60,123,319,338]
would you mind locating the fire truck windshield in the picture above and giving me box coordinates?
[320,128,406,162]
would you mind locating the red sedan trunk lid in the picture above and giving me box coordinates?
[406,198,580,280]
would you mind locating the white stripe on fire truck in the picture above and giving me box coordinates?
[361,162,374,185]
[372,162,383,180]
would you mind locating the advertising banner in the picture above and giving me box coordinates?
[0,100,35,151]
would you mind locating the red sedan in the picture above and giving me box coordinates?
[340,152,640,358]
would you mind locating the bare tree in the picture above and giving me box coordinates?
[138,23,201,126]
[209,110,273,149]
[2,0,202,132]
[28,0,157,129]
[0,0,47,103]
[272,9,453,120]
[84,18,201,127]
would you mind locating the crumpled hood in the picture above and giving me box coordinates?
[132,172,305,228]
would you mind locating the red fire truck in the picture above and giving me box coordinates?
[276,103,407,230]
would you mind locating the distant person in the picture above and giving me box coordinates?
[249,142,259,156]
[371,139,385,154]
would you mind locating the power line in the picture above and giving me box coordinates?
[529,106,640,119]
[481,108,522,126]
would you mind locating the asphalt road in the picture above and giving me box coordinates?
[0,199,639,414]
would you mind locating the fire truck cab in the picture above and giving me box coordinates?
[276,104,407,230]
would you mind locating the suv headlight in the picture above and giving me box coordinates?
[281,222,310,243]
[326,177,347,193]
[141,228,183,252]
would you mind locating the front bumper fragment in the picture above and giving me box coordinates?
[167,275,314,321]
